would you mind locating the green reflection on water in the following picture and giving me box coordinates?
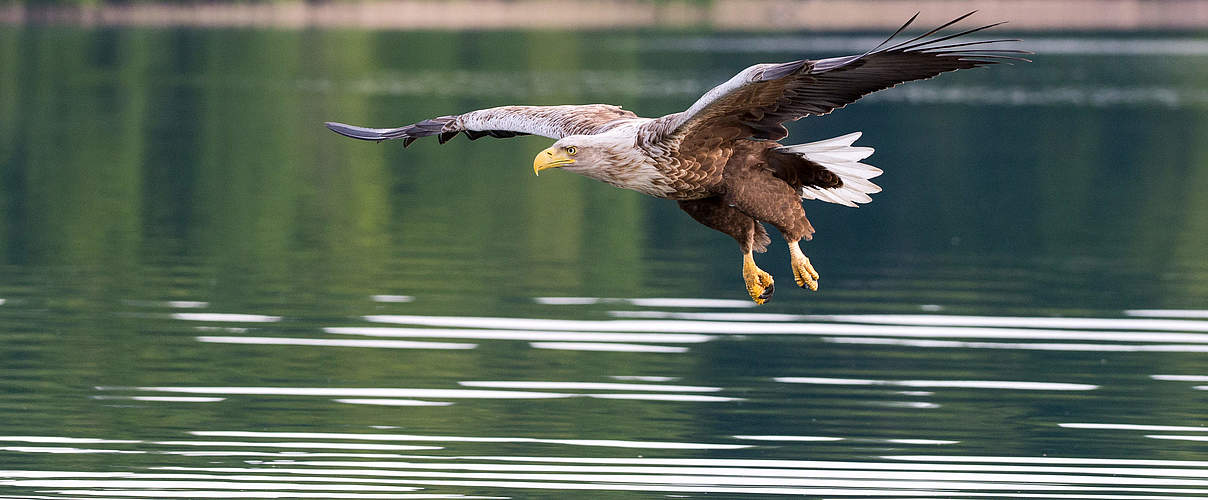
[2,27,1208,499]
[3,27,1207,312]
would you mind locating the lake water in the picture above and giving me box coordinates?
[2,26,1208,499]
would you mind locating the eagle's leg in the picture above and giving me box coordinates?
[677,197,774,304]
[722,158,820,291]
[788,240,819,291]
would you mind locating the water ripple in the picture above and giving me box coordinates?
[324,326,713,343]
[196,336,477,350]
[171,313,282,323]
[528,342,688,353]
[775,377,1099,391]
[456,381,720,392]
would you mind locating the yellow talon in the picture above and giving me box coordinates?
[742,253,775,305]
[789,242,819,291]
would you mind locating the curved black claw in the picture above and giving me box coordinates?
[759,281,775,303]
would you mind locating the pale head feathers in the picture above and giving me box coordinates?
[549,130,676,197]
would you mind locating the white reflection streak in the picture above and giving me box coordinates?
[1,480,422,491]
[102,387,575,399]
[123,300,209,309]
[457,381,720,392]
[361,470,1208,489]
[324,327,714,343]
[0,471,426,484]
[196,336,477,350]
[872,401,940,409]
[0,446,145,454]
[159,451,412,458]
[533,297,600,305]
[1148,435,1208,443]
[274,454,1208,471]
[1153,375,1208,382]
[160,451,412,458]
[172,313,281,323]
[806,314,1208,333]
[39,485,962,497]
[819,497,1199,500]
[168,301,209,309]
[587,394,742,402]
[114,470,1208,494]
[1062,423,1208,432]
[188,431,744,450]
[534,297,755,308]
[371,295,415,303]
[610,376,677,382]
[538,440,748,450]
[1127,309,1208,319]
[886,439,960,445]
[886,455,1208,467]
[733,436,844,442]
[159,463,1208,481]
[774,377,1098,391]
[153,441,440,451]
[0,436,139,445]
[190,467,1208,490]
[529,342,688,353]
[42,492,479,498]
[825,336,1208,352]
[92,396,226,403]
[363,315,1208,343]
[611,310,806,321]
[334,399,453,407]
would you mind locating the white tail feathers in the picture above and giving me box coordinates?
[775,132,883,208]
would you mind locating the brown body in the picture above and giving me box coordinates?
[681,140,821,252]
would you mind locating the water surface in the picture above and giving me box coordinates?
[1,27,1208,499]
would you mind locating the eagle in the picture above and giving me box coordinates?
[326,12,1027,304]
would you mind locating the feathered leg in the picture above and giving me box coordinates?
[678,197,774,304]
[723,153,822,292]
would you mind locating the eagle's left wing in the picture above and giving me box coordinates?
[327,104,637,147]
[640,12,1029,149]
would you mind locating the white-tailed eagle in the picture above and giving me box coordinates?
[326,13,1027,304]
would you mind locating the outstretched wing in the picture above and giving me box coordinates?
[326,104,638,147]
[640,12,1029,148]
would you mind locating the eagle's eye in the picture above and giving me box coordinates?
[565,146,578,155]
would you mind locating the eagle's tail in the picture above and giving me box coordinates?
[774,132,882,208]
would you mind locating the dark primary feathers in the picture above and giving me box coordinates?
[641,11,1030,148]
[325,104,637,147]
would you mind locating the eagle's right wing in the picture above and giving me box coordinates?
[326,104,638,147]
[639,12,1028,149]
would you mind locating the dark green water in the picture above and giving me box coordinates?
[2,27,1208,498]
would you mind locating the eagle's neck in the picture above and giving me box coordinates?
[578,151,671,197]
[565,125,679,198]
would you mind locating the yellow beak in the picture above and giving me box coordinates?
[533,147,575,176]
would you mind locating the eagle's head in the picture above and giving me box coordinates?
[532,134,631,176]
[531,131,670,197]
